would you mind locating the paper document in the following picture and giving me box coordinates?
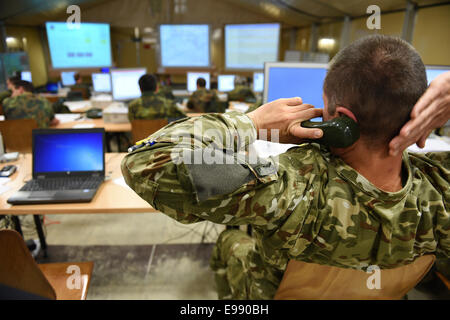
[55,114,82,123]
[64,100,92,112]
[113,177,133,190]
[73,123,95,129]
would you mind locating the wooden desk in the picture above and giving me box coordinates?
[0,153,155,215]
[54,114,205,133]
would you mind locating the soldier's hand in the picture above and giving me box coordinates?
[389,71,450,156]
[247,97,323,144]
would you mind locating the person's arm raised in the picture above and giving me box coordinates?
[389,71,450,156]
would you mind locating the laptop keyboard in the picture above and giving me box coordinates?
[20,177,103,192]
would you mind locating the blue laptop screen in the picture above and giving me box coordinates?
[34,132,104,173]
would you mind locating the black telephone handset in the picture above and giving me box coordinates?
[301,116,360,148]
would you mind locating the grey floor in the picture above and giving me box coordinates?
[21,213,226,300]
[18,213,448,300]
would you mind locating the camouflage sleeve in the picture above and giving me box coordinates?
[121,112,305,228]
[167,100,187,118]
[424,152,450,259]
[128,100,138,121]
[43,99,55,121]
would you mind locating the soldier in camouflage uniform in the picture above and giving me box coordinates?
[0,76,20,105]
[3,80,57,128]
[121,35,449,299]
[156,75,176,100]
[187,77,220,113]
[246,99,263,113]
[128,74,186,121]
[227,76,256,103]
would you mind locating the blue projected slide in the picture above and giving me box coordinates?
[160,25,210,67]
[225,24,280,69]
[46,22,112,68]
[426,67,449,85]
[266,66,327,109]
[34,132,104,173]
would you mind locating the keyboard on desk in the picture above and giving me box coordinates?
[20,177,103,192]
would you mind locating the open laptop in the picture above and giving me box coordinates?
[7,128,105,205]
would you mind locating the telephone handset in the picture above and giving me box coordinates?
[301,116,360,148]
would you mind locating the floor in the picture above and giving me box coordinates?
[17,213,449,300]
[21,213,226,300]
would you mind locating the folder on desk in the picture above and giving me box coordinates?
[7,128,105,205]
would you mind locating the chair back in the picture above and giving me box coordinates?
[0,119,38,153]
[274,255,436,300]
[0,230,56,300]
[131,119,168,144]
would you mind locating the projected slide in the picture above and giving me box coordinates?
[225,24,280,69]
[46,22,112,68]
[160,25,210,67]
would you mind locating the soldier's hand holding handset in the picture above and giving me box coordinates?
[247,97,323,144]
[389,71,450,156]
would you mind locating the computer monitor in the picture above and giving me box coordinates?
[253,72,264,92]
[218,75,235,92]
[92,73,111,92]
[187,72,210,92]
[21,71,32,82]
[110,68,147,100]
[61,71,76,86]
[264,62,328,121]
[425,66,449,85]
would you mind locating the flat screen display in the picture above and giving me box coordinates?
[61,71,76,86]
[34,131,104,173]
[46,22,112,68]
[111,68,146,100]
[218,75,235,92]
[225,23,280,69]
[187,72,210,92]
[92,73,111,92]
[160,24,210,67]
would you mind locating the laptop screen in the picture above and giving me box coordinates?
[33,129,104,175]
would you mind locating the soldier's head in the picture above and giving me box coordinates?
[6,75,20,90]
[323,35,427,150]
[74,73,82,84]
[11,80,34,97]
[138,74,158,93]
[196,77,206,89]
[234,76,247,86]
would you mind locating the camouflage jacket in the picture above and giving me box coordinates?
[3,92,55,128]
[121,112,449,272]
[156,86,175,100]
[227,85,256,103]
[0,90,11,104]
[187,88,218,113]
[128,92,186,121]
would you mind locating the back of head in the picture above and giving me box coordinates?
[324,35,427,148]
[14,80,34,93]
[139,74,157,93]
[234,75,247,86]
[196,77,206,89]
[74,73,81,82]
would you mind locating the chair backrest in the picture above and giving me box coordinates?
[0,230,56,300]
[68,87,89,101]
[274,255,436,300]
[0,119,38,153]
[131,119,168,144]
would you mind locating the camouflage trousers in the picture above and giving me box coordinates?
[210,229,284,300]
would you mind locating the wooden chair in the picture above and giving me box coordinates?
[274,255,436,300]
[0,229,93,300]
[131,119,169,144]
[0,119,37,153]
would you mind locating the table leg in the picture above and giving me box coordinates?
[33,215,48,258]
[11,216,23,236]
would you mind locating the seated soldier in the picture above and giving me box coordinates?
[128,74,186,121]
[121,35,449,299]
[187,77,219,113]
[0,75,20,105]
[156,74,175,100]
[69,73,91,99]
[3,80,59,128]
[227,75,256,103]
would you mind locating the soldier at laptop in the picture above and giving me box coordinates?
[3,80,59,128]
